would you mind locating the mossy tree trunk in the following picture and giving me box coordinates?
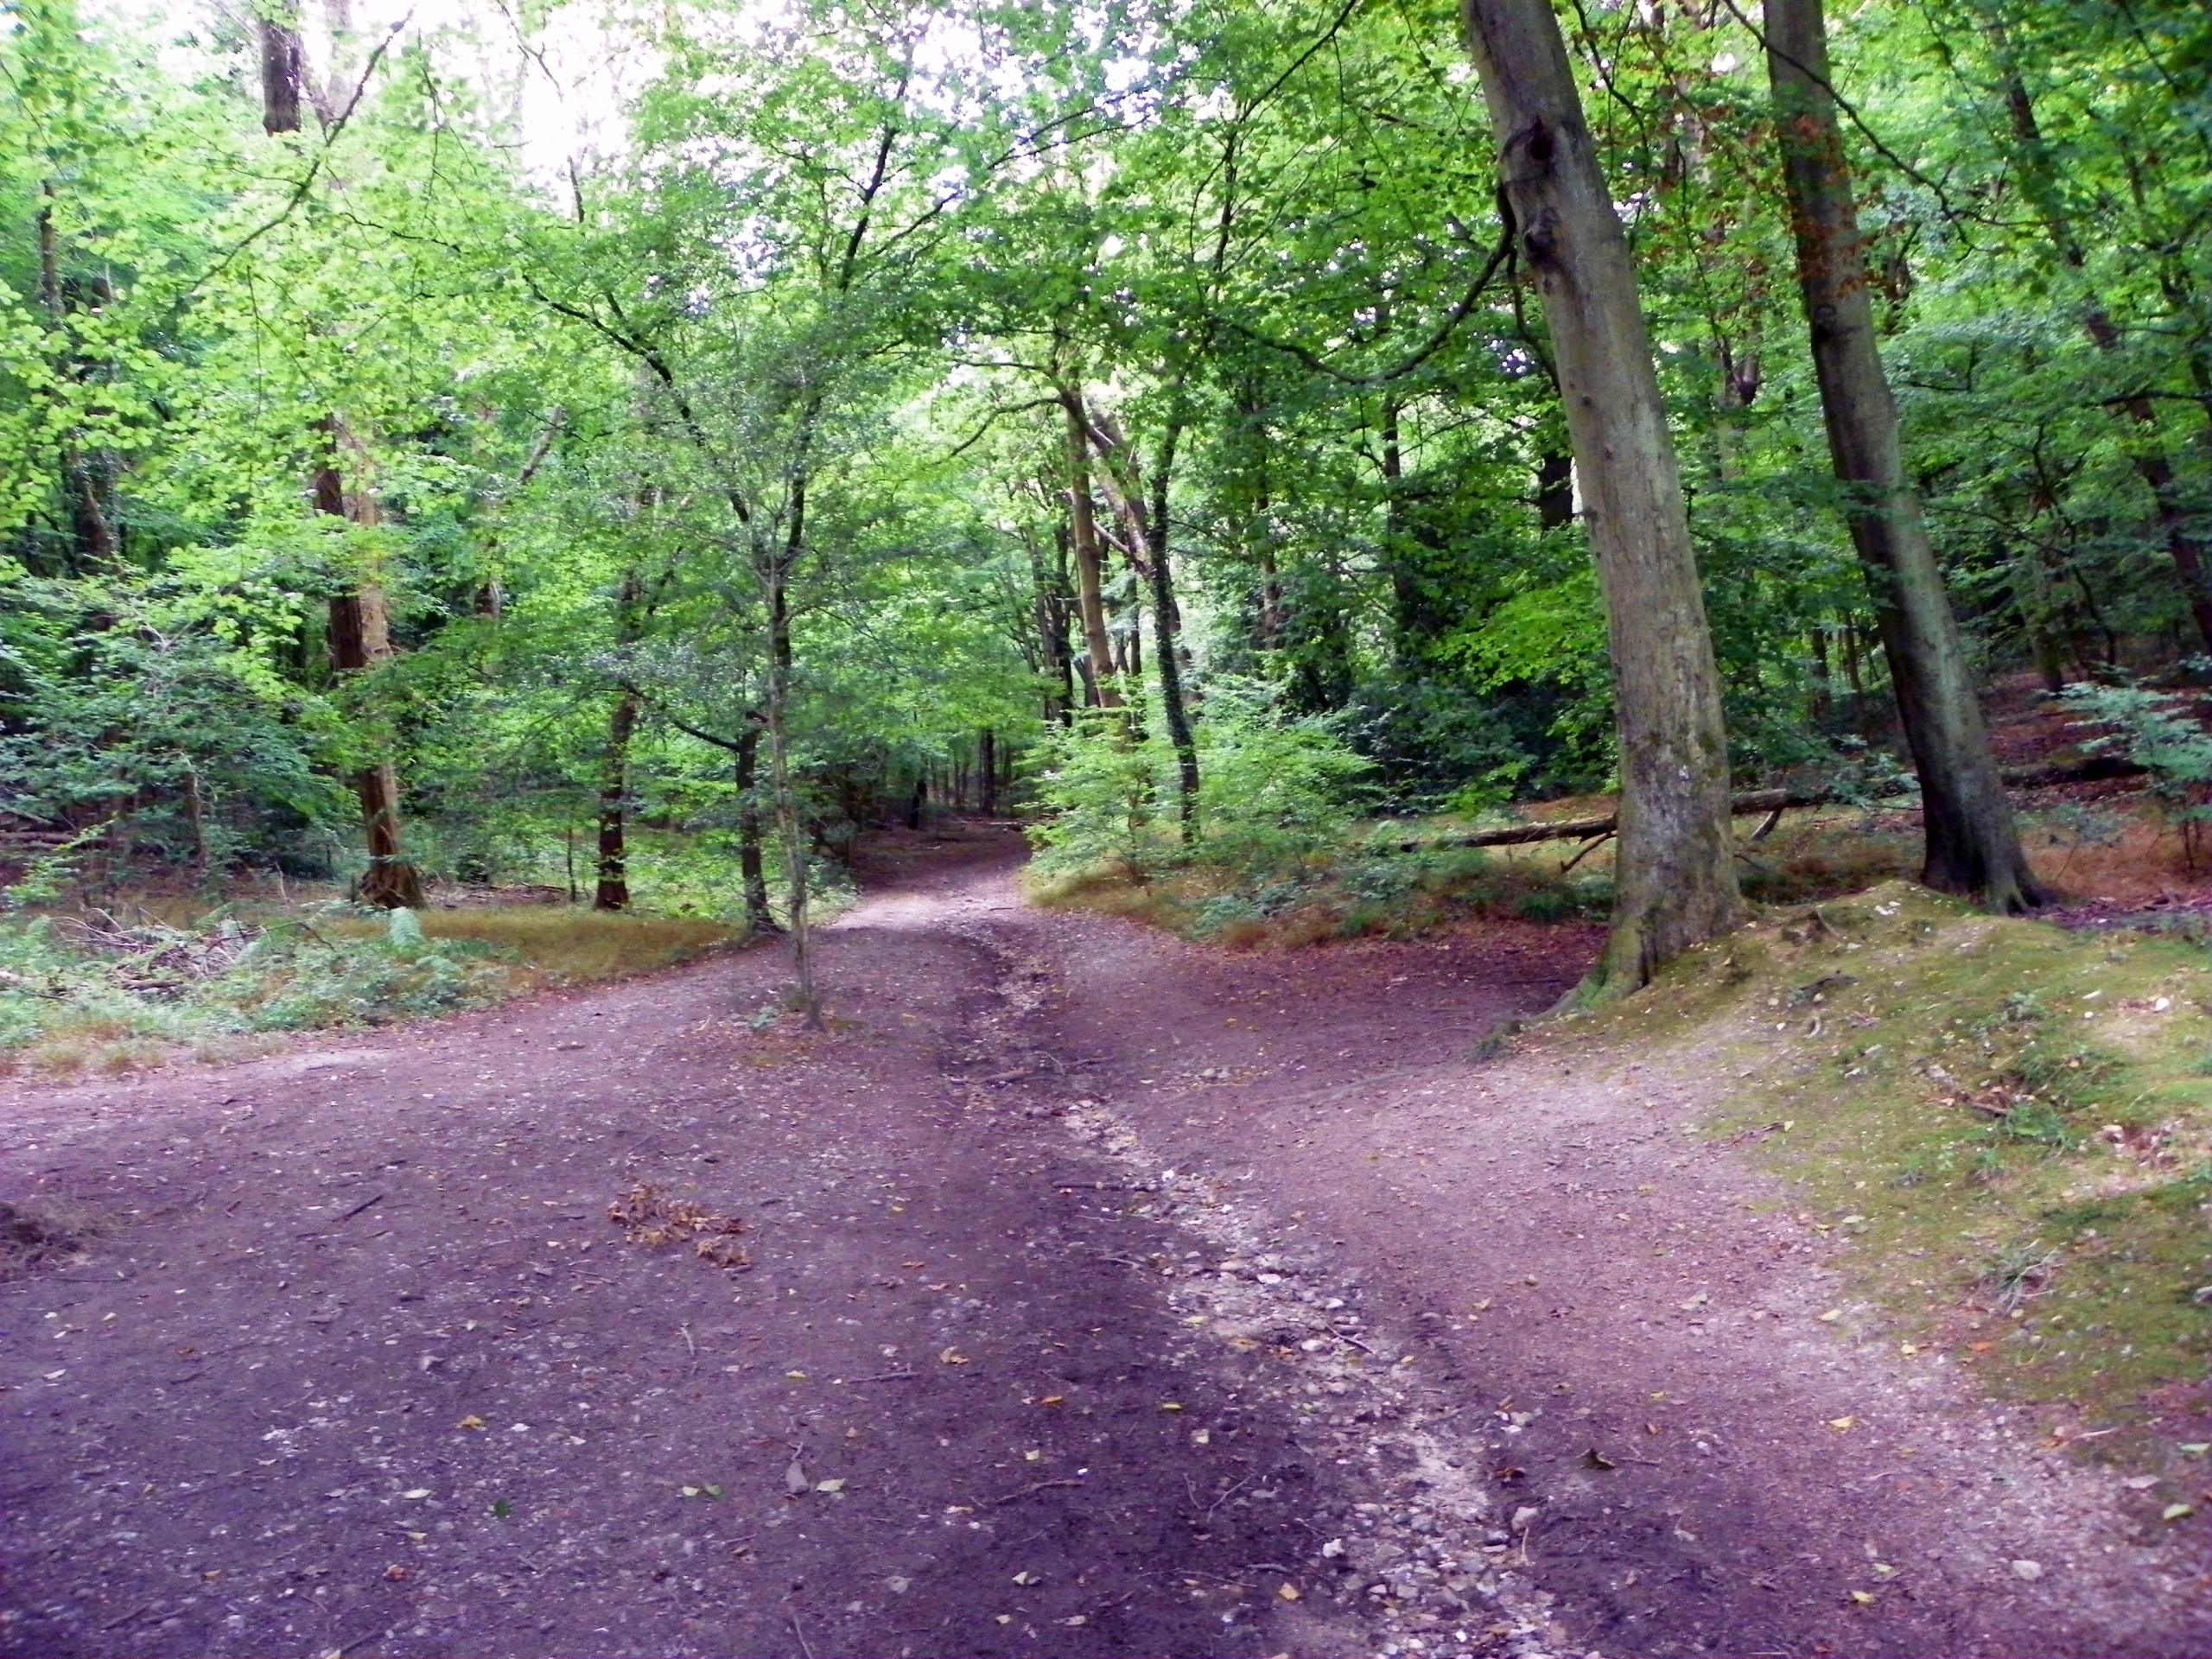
[1459,0,1743,995]
[1766,0,2043,912]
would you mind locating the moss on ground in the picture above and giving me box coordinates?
[1554,881,2212,1474]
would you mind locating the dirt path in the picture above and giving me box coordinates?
[3,826,2205,1657]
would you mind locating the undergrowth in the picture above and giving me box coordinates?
[1549,882,2212,1478]
[0,903,738,1077]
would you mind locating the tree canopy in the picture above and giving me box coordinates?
[5,0,2209,995]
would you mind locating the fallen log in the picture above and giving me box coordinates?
[1375,754,2146,855]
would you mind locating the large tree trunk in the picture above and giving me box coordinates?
[1765,0,2043,912]
[594,688,639,911]
[978,728,998,817]
[1060,391,1122,710]
[1460,0,1742,995]
[1990,38,2212,652]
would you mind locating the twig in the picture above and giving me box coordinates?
[850,1369,918,1383]
[323,1628,385,1659]
[1205,1471,1255,1516]
[336,1192,385,1224]
[99,1601,154,1631]
[983,1477,1085,1507]
[787,1613,816,1659]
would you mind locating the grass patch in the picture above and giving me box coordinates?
[0,903,741,1078]
[1549,880,2212,1466]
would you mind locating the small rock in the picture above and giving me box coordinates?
[2010,1559,2044,1582]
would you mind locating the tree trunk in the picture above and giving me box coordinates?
[1535,444,1573,531]
[1088,409,1201,836]
[594,688,639,911]
[762,550,818,1027]
[315,433,422,909]
[1144,431,1200,841]
[593,566,650,912]
[35,190,117,574]
[979,728,997,817]
[1766,0,2042,912]
[1460,0,1742,995]
[269,14,417,909]
[1060,391,1122,710]
[734,725,778,936]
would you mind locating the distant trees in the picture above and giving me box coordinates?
[5,0,2209,987]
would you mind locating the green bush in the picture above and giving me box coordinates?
[1028,682,1371,883]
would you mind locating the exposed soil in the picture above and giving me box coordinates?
[3,824,2206,1657]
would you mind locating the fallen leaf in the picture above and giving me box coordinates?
[1678,1293,1710,1313]
[383,1565,410,1582]
[815,1478,845,1495]
[457,1415,486,1432]
[1277,1583,1300,1602]
[1493,1465,1526,1484]
[2160,1503,2195,1522]
[1817,1309,1843,1325]
[1160,1402,1185,1413]
[401,1489,431,1500]
[1012,1570,1039,1586]
[1583,1447,1618,1470]
[938,1347,969,1367]
[1039,1395,1065,1408]
[1827,1417,1856,1433]
[2122,1476,2160,1491]
[1849,1590,1877,1606]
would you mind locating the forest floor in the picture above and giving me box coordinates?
[2,823,2208,1659]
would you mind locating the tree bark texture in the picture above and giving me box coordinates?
[1765,0,2043,912]
[1460,0,1743,994]
[315,430,423,910]
[734,726,778,936]
[593,687,640,911]
[1060,391,1122,710]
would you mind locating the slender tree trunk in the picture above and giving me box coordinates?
[1766,0,2042,912]
[35,190,117,573]
[265,11,416,909]
[979,728,997,817]
[1088,409,1201,835]
[762,550,818,1027]
[594,567,649,911]
[1144,429,1200,840]
[1991,40,2212,651]
[315,430,422,909]
[1060,391,1121,710]
[734,725,778,936]
[1460,0,1742,995]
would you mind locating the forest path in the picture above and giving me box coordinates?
[1,824,2203,1659]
